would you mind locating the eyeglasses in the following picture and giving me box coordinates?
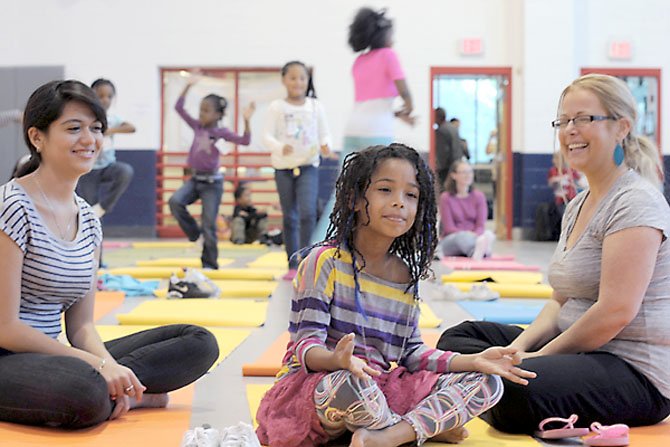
[551,115,617,129]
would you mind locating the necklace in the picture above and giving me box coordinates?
[34,175,74,240]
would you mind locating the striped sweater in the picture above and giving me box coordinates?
[282,245,456,377]
[0,180,101,339]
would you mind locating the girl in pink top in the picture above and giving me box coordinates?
[312,7,415,242]
[439,160,495,260]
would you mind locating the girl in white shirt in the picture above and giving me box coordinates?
[263,61,332,279]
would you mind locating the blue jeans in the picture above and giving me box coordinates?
[169,177,223,269]
[0,324,218,429]
[76,162,134,213]
[275,165,319,268]
[311,136,393,244]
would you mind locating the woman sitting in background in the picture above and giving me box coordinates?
[438,160,495,260]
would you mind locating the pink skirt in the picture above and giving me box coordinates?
[256,367,441,447]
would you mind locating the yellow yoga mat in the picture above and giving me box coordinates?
[105,267,281,280]
[136,258,234,268]
[442,271,544,285]
[116,299,268,327]
[131,241,267,250]
[96,325,250,372]
[154,280,278,299]
[419,302,442,328]
[445,282,553,299]
[245,384,538,446]
[247,252,288,269]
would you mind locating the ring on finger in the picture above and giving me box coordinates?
[124,384,135,394]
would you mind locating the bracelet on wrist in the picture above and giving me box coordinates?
[98,358,106,371]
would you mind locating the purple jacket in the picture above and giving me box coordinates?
[175,96,250,172]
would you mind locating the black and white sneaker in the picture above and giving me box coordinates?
[167,274,211,299]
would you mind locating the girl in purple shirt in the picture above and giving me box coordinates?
[439,160,495,260]
[169,76,255,269]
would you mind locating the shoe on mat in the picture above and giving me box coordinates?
[167,271,218,299]
[220,421,261,447]
[466,283,500,301]
[440,283,466,301]
[181,425,221,447]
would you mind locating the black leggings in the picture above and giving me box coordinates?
[0,324,218,429]
[437,321,670,434]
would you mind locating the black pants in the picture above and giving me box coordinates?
[0,324,218,429]
[437,321,670,434]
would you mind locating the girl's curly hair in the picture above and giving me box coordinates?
[348,7,393,52]
[324,143,438,300]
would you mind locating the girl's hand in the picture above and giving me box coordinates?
[319,145,331,158]
[471,347,537,385]
[395,110,417,127]
[282,144,294,156]
[243,102,256,120]
[333,333,381,380]
[100,360,146,404]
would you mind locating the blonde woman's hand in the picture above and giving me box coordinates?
[334,333,381,380]
[471,347,537,385]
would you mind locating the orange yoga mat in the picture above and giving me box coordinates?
[93,291,125,322]
[242,331,444,377]
[628,418,670,446]
[0,385,193,447]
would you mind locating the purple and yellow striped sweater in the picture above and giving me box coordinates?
[280,245,456,378]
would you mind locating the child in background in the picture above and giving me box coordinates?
[169,76,255,269]
[76,78,135,218]
[255,144,535,447]
[231,182,268,244]
[263,61,332,279]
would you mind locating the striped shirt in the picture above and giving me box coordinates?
[0,180,102,339]
[282,246,455,378]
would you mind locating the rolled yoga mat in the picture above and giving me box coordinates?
[246,252,289,269]
[444,282,553,299]
[442,270,544,285]
[116,299,269,327]
[457,299,547,324]
[135,258,234,268]
[441,259,541,271]
[153,280,278,299]
[131,241,267,250]
[103,267,281,280]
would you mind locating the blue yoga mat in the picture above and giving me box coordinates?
[458,299,547,324]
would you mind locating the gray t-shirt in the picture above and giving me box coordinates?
[548,169,670,398]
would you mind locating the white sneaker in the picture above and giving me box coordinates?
[466,283,500,301]
[182,268,221,298]
[220,422,261,447]
[181,425,221,447]
[440,283,466,301]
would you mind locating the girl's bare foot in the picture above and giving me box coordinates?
[349,421,415,447]
[430,426,470,444]
[129,393,169,409]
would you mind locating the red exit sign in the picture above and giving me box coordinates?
[608,41,633,60]
[460,38,484,56]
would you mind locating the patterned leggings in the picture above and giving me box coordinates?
[314,370,503,445]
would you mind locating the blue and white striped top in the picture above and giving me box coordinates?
[0,180,102,339]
